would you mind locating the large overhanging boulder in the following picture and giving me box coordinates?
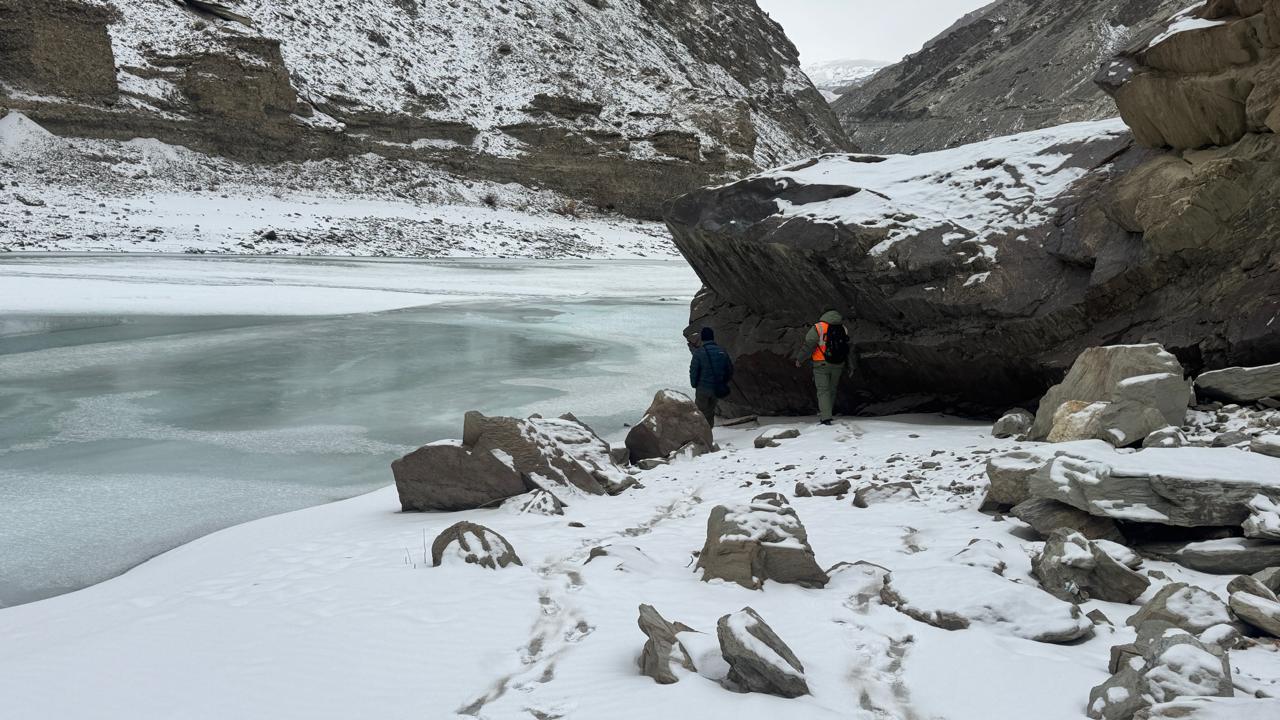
[665,117,1280,417]
[668,0,1280,418]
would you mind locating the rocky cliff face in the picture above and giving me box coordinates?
[832,0,1185,154]
[666,4,1280,418]
[0,0,846,220]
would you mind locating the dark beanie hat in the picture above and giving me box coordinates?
[700,327,715,341]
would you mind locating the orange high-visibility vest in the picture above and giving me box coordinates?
[812,322,829,362]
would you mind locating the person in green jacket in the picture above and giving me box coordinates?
[796,310,850,426]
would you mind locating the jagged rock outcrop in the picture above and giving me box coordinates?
[668,3,1280,419]
[636,604,696,684]
[717,607,809,698]
[832,0,1185,153]
[0,0,846,220]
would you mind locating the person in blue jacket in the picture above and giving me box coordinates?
[689,327,734,428]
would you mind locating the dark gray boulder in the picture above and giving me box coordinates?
[430,522,522,569]
[393,441,527,512]
[717,607,808,698]
[754,427,800,449]
[1033,529,1150,603]
[992,408,1034,439]
[697,493,828,590]
[626,390,713,464]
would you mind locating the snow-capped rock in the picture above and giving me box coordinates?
[880,564,1095,643]
[696,492,828,590]
[625,390,713,465]
[716,607,809,698]
[430,521,523,569]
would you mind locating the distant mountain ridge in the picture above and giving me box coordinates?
[832,0,1186,154]
[801,58,891,98]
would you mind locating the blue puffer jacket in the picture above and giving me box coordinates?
[690,341,734,393]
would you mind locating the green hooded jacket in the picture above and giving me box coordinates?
[799,310,846,364]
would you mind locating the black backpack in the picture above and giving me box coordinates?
[823,324,851,365]
[704,346,733,399]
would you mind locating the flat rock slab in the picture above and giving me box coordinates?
[881,565,1094,643]
[1140,539,1280,575]
[1011,497,1124,543]
[1196,362,1280,403]
[1125,583,1232,634]
[1028,444,1280,527]
[984,441,1115,508]
[1136,697,1280,720]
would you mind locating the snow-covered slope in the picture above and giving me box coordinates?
[0,0,848,223]
[832,0,1185,153]
[0,112,673,257]
[2,415,1277,718]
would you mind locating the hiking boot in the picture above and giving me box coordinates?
[819,419,834,426]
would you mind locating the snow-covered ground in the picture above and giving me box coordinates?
[2,414,1277,719]
[0,113,674,258]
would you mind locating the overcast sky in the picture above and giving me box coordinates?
[756,0,996,64]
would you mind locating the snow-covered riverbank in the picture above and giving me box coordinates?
[0,255,700,607]
[0,113,674,259]
[3,414,1277,719]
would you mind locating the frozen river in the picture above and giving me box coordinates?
[0,255,700,606]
